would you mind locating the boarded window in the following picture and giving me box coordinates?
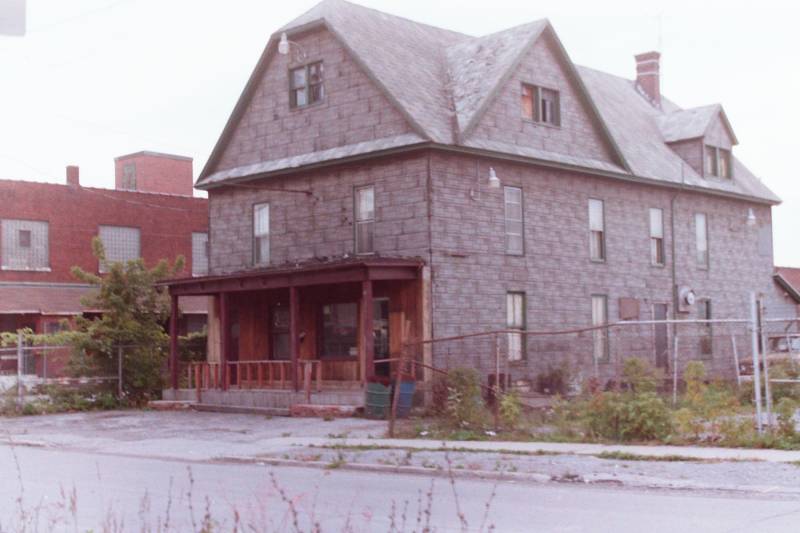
[521,83,560,126]
[290,61,324,108]
[253,203,270,265]
[758,225,773,257]
[649,208,665,266]
[192,232,209,277]
[355,185,375,254]
[504,186,524,255]
[695,213,709,268]
[321,302,358,358]
[589,199,605,261]
[1,219,49,270]
[592,295,609,363]
[506,292,526,361]
[98,225,140,273]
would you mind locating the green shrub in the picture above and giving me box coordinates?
[584,391,672,442]
[535,364,571,395]
[776,397,798,438]
[622,358,663,393]
[499,389,523,429]
[675,361,739,441]
[444,368,486,429]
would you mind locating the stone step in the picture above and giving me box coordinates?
[192,403,290,417]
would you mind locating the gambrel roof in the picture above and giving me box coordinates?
[197,0,779,205]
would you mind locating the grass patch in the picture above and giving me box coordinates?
[594,451,710,463]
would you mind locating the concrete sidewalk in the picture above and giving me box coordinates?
[293,437,800,463]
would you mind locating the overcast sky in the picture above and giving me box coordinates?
[1,0,798,266]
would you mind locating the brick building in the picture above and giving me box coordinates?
[0,151,209,347]
[163,0,783,400]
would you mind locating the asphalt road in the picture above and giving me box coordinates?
[1,444,799,532]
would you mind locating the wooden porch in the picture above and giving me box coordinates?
[164,258,425,398]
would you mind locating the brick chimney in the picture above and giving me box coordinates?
[66,165,80,187]
[635,51,661,108]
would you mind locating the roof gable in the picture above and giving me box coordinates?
[657,104,738,145]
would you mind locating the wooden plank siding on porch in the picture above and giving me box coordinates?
[163,258,424,393]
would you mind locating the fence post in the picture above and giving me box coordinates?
[750,293,763,434]
[493,333,500,432]
[117,345,123,399]
[672,335,679,406]
[16,331,23,412]
[388,352,404,438]
[759,301,773,429]
[731,335,741,387]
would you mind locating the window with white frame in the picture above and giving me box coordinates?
[253,203,270,266]
[191,232,209,277]
[592,295,609,363]
[589,199,605,261]
[1,219,49,271]
[695,213,709,268]
[649,208,665,266]
[699,299,713,357]
[355,185,375,254]
[504,186,524,255]
[98,225,140,273]
[289,62,324,109]
[506,292,526,361]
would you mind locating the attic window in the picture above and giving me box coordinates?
[289,62,324,108]
[705,145,732,179]
[521,84,560,126]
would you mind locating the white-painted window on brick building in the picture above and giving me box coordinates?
[289,61,324,108]
[695,213,709,268]
[649,208,665,266]
[0,219,49,271]
[589,199,605,261]
[592,295,609,363]
[192,232,209,277]
[253,203,270,266]
[506,292,526,361]
[355,185,375,254]
[521,84,561,126]
[98,225,140,273]
[504,186,524,255]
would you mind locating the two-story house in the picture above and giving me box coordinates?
[1,151,209,374]
[163,0,780,404]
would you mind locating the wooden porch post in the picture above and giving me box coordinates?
[361,279,375,382]
[219,292,230,391]
[169,293,179,390]
[289,286,300,392]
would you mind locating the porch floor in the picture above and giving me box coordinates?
[163,387,365,413]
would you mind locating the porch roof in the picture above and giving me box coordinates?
[160,256,425,296]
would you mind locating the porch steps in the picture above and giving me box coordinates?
[149,400,197,411]
[289,404,359,418]
[192,403,290,417]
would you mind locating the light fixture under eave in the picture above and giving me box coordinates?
[278,32,290,55]
[746,208,757,227]
[488,167,501,189]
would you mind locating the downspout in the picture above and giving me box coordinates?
[426,151,436,342]
[670,165,688,370]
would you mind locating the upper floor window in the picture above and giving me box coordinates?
[289,62,324,108]
[0,219,49,271]
[695,213,709,268]
[253,203,270,266]
[588,199,606,261]
[705,145,732,179]
[121,163,137,190]
[98,225,140,273]
[521,84,561,126]
[699,299,713,356]
[506,292,526,361]
[355,185,375,254]
[649,208,665,266]
[504,186,524,255]
[191,232,209,277]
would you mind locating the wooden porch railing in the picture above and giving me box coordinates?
[185,359,361,392]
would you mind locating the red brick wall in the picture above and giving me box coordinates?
[213,27,413,174]
[0,180,208,283]
[114,153,194,196]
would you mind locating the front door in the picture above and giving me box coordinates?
[373,298,391,377]
[654,304,669,369]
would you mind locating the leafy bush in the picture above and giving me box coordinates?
[775,397,798,438]
[673,361,739,441]
[179,329,208,362]
[621,358,663,393]
[499,390,523,428]
[583,391,672,441]
[444,368,486,428]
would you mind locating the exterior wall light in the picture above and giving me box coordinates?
[278,32,307,60]
[488,167,501,189]
[746,207,757,227]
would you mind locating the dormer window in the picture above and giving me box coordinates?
[705,145,732,179]
[289,61,324,108]
[521,84,561,126]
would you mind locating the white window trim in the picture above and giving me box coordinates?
[504,186,524,255]
[354,185,375,255]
